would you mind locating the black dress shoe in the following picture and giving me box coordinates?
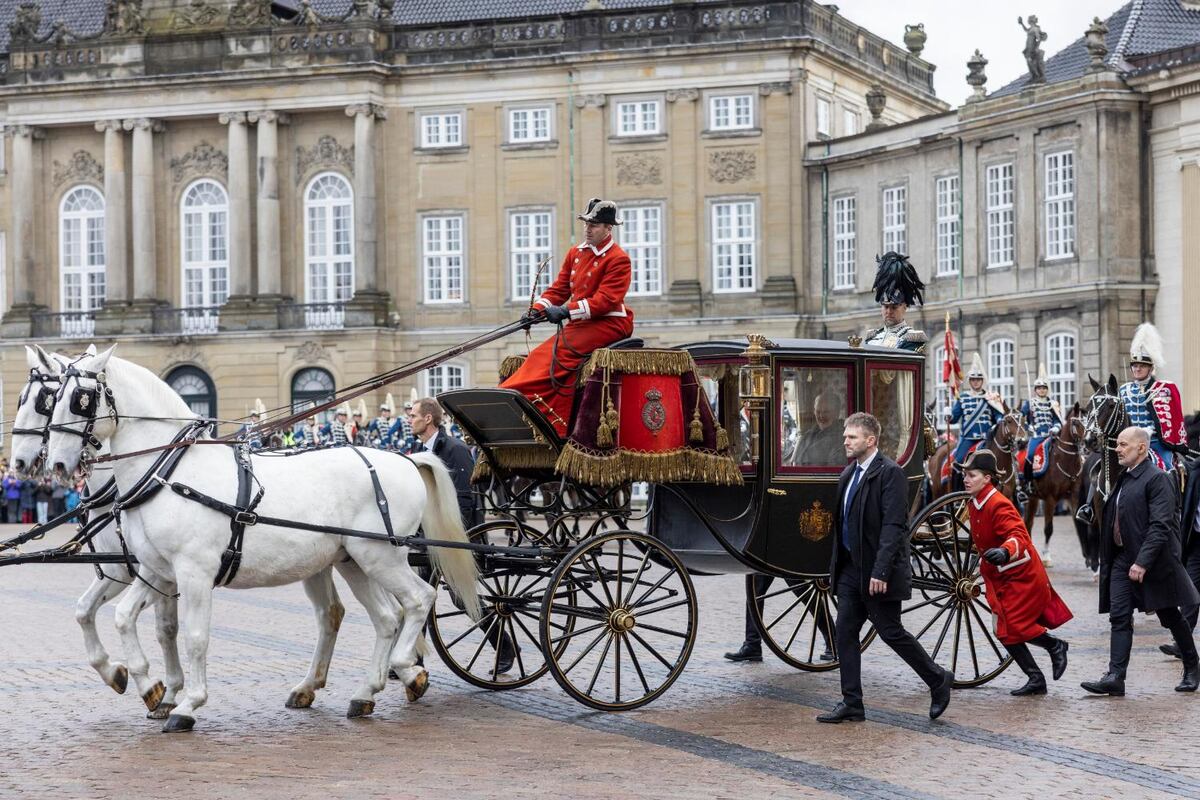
[1161,643,1184,660]
[819,647,835,662]
[1048,639,1069,681]
[930,668,954,719]
[1010,673,1047,696]
[724,643,763,662]
[1081,672,1126,696]
[1177,662,1199,692]
[816,702,865,723]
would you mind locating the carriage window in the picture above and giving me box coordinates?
[696,362,753,468]
[867,365,918,464]
[778,365,852,472]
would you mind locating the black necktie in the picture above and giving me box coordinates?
[842,465,863,550]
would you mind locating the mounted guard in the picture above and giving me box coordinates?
[1120,322,1186,470]
[368,394,401,449]
[949,353,1005,467]
[864,252,927,353]
[1017,364,1064,505]
[501,198,634,437]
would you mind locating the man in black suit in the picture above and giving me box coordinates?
[1082,427,1200,695]
[1163,455,1200,658]
[817,412,953,723]
[409,397,483,529]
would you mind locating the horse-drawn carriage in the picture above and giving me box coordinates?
[2,329,1019,729]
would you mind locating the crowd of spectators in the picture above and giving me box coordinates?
[0,459,84,524]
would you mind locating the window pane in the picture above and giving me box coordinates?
[779,366,851,470]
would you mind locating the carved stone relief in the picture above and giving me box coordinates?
[52,150,104,187]
[616,153,662,186]
[708,149,756,184]
[295,135,354,182]
[169,141,229,183]
[295,340,329,363]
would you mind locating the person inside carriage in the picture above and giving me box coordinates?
[1120,322,1186,471]
[500,198,634,437]
[1016,365,1064,506]
[947,353,1005,486]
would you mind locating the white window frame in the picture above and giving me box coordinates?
[1044,150,1075,260]
[987,338,1016,409]
[623,204,663,296]
[507,105,553,144]
[711,198,757,294]
[708,93,755,132]
[833,195,856,290]
[932,345,952,422]
[842,108,859,137]
[614,98,662,137]
[421,213,466,304]
[59,185,106,333]
[419,111,464,149]
[935,175,961,276]
[180,179,229,336]
[303,172,355,329]
[882,185,907,254]
[815,96,831,138]
[422,363,467,397]
[509,208,554,302]
[986,162,1015,268]
[1045,331,1077,407]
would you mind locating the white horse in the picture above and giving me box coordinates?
[45,346,480,731]
[9,345,184,719]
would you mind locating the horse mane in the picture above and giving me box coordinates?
[105,355,197,420]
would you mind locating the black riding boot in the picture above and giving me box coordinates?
[1029,632,1069,680]
[1005,643,1047,696]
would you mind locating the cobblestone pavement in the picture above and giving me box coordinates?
[1,519,1198,799]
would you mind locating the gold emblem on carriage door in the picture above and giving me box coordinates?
[641,389,666,435]
[798,501,833,542]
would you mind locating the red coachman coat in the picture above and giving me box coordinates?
[500,235,635,436]
[967,486,1073,645]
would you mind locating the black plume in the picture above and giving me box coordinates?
[872,252,925,306]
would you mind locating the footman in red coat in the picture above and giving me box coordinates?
[961,449,1072,695]
[501,198,634,437]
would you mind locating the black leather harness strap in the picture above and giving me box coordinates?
[211,447,263,587]
[347,446,399,546]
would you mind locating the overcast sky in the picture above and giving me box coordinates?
[834,0,1126,102]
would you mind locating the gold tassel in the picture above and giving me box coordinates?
[605,400,619,436]
[716,423,730,452]
[597,418,613,447]
[689,409,704,444]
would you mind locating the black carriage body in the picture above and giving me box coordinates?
[649,339,926,579]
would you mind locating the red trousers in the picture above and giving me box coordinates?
[501,316,634,437]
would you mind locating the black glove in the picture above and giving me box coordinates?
[983,547,1010,566]
[519,308,542,330]
[544,305,570,324]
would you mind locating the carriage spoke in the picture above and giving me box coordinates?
[630,568,676,610]
[631,620,689,639]
[625,633,652,694]
[756,582,816,603]
[586,552,617,609]
[465,614,502,672]
[586,633,615,696]
[631,598,690,618]
[622,549,653,607]
[929,602,956,659]
[627,629,676,671]
[614,633,622,704]
[549,620,608,646]
[767,585,814,634]
[950,605,964,677]
[562,628,611,677]
[967,598,1007,662]
[517,607,568,633]
[914,596,954,640]
[616,538,624,615]
[903,591,953,615]
[544,603,608,623]
[964,602,981,679]
[445,612,497,650]
[805,595,823,663]
[783,589,818,652]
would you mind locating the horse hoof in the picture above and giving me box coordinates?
[405,670,430,702]
[162,714,195,733]
[147,703,175,721]
[286,689,315,709]
[346,699,375,718]
[112,664,129,695]
[142,680,166,711]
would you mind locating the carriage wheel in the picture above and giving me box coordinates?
[747,574,876,671]
[900,492,1013,688]
[428,520,573,690]
[539,531,697,711]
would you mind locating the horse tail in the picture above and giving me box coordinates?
[409,452,482,621]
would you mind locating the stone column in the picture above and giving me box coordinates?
[665,88,701,315]
[1,126,46,334]
[220,112,252,298]
[96,120,129,305]
[123,118,164,331]
[344,103,390,326]
[248,110,290,299]
[758,81,797,311]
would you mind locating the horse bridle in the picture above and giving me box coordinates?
[50,361,120,467]
[987,411,1025,484]
[13,368,61,448]
[1050,414,1086,480]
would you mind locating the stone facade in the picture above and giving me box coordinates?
[0,0,944,428]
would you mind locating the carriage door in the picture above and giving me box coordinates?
[758,361,855,576]
[865,361,923,506]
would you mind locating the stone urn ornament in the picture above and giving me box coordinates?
[865,84,887,131]
[903,23,926,57]
[1085,17,1109,71]
[966,49,989,102]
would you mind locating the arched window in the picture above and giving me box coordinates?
[166,365,217,419]
[987,338,1016,409]
[304,173,354,329]
[422,364,466,397]
[1045,331,1077,408]
[60,185,106,336]
[181,179,229,334]
[291,367,336,422]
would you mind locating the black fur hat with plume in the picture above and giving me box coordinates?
[872,252,925,307]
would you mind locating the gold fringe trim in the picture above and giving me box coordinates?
[498,355,527,381]
[555,442,744,488]
[471,444,559,483]
[584,348,697,378]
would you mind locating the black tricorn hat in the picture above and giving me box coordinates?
[577,197,622,226]
[872,252,925,306]
[960,448,999,474]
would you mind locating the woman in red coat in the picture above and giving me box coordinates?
[961,449,1073,695]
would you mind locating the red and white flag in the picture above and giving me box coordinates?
[942,316,963,398]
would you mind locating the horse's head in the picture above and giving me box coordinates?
[1061,402,1087,445]
[10,344,67,477]
[1082,374,1126,453]
[996,410,1028,451]
[46,345,118,485]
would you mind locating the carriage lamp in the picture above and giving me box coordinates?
[738,334,774,411]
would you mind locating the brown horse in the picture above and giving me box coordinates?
[924,408,1027,504]
[1021,403,1087,567]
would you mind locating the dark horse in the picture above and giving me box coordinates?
[926,408,1027,503]
[1021,403,1087,568]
